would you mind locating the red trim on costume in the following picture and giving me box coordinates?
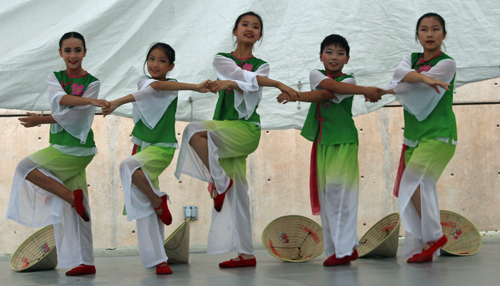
[325,72,346,78]
[393,144,408,197]
[131,144,138,155]
[417,51,442,65]
[65,70,88,78]
[309,103,327,215]
[230,52,254,60]
[60,71,88,94]
[60,79,73,89]
[309,139,320,215]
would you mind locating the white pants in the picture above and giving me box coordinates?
[175,121,260,255]
[6,156,94,268]
[119,154,169,268]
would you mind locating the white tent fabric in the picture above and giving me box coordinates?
[1,0,499,129]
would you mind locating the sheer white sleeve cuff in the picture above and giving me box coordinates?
[213,55,270,119]
[395,59,456,121]
[131,77,177,130]
[331,77,356,103]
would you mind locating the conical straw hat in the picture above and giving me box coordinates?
[10,225,58,272]
[358,213,400,258]
[440,210,482,256]
[164,218,190,264]
[262,215,323,262]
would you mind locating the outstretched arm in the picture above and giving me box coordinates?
[318,79,382,102]
[59,95,109,109]
[401,72,450,94]
[277,90,332,104]
[256,76,300,100]
[150,80,211,93]
[103,94,134,117]
[19,112,57,127]
[208,80,243,94]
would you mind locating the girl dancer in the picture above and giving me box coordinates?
[103,43,210,274]
[384,13,456,263]
[7,32,108,276]
[175,11,299,268]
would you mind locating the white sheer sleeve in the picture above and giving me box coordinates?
[213,55,270,120]
[48,73,99,144]
[384,54,413,90]
[131,76,177,130]
[393,59,456,121]
[332,77,356,103]
[309,69,329,91]
[309,70,355,103]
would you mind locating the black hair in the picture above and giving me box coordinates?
[415,13,447,41]
[143,42,175,75]
[233,11,264,37]
[320,34,350,56]
[59,32,86,50]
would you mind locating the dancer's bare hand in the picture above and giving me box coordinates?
[18,112,40,128]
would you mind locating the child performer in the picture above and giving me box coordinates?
[383,13,456,263]
[277,34,382,266]
[174,11,299,268]
[6,32,109,276]
[102,43,210,275]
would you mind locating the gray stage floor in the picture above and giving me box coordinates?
[1,244,498,286]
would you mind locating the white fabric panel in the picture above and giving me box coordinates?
[386,55,456,121]
[119,156,168,221]
[135,213,168,268]
[213,55,270,120]
[132,76,177,129]
[1,0,500,130]
[47,73,99,144]
[399,168,444,259]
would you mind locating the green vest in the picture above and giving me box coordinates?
[49,71,97,147]
[301,71,358,145]
[403,52,457,141]
[212,53,267,123]
[131,79,178,144]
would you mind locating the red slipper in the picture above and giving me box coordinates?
[154,195,172,226]
[156,262,173,275]
[407,235,447,263]
[323,249,358,266]
[214,179,233,212]
[72,189,89,222]
[407,252,433,263]
[421,235,447,257]
[65,264,96,276]
[219,255,256,268]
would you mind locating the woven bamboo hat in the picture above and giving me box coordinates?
[10,225,58,272]
[440,210,482,256]
[164,218,190,264]
[262,215,323,262]
[358,213,401,258]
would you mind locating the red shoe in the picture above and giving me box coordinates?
[214,179,233,212]
[323,249,358,266]
[65,264,96,276]
[219,255,256,268]
[156,262,173,275]
[72,189,89,222]
[407,252,433,263]
[154,195,172,226]
[407,235,447,263]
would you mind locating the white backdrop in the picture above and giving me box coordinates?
[1,0,499,129]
